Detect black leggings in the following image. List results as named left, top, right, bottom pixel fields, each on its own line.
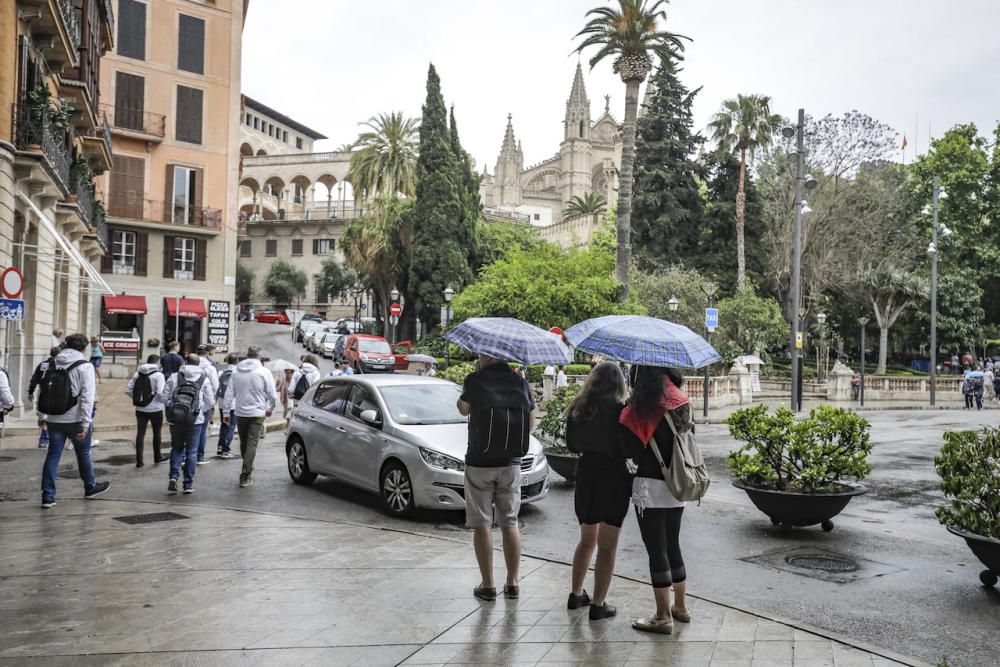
left=135, top=410, right=163, bottom=463
left=635, top=507, right=686, bottom=588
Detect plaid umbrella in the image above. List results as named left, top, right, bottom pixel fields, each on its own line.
left=445, top=318, right=572, bottom=365
left=565, top=315, right=722, bottom=369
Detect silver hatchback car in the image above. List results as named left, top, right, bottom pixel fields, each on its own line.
left=285, top=375, right=550, bottom=516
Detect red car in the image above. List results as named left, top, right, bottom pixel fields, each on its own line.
left=255, top=310, right=290, bottom=325
left=344, top=334, right=395, bottom=373
left=392, top=340, right=413, bottom=371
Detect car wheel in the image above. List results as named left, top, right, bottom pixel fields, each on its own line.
left=380, top=460, right=414, bottom=516
left=287, top=438, right=317, bottom=485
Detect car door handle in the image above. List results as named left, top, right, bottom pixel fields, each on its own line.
left=336, top=426, right=347, bottom=433
left=307, top=415, right=318, bottom=421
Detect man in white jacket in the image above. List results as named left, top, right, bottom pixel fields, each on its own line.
left=222, top=346, right=277, bottom=488
left=38, top=334, right=110, bottom=508
left=124, top=354, right=166, bottom=467
left=161, top=354, right=216, bottom=494
left=195, top=344, right=220, bottom=465
left=289, top=355, right=321, bottom=405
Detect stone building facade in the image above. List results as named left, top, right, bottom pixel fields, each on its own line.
left=0, top=0, right=115, bottom=414
left=480, top=63, right=622, bottom=248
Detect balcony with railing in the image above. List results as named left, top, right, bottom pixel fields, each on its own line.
left=100, top=104, right=166, bottom=141
left=72, top=178, right=95, bottom=228
left=22, top=0, right=81, bottom=69
left=97, top=0, right=115, bottom=46
left=79, top=116, right=113, bottom=173
left=240, top=204, right=364, bottom=229
left=15, top=107, right=72, bottom=193
left=108, top=197, right=222, bottom=231
left=90, top=201, right=108, bottom=251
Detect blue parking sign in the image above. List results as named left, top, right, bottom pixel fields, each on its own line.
left=0, top=298, right=24, bottom=321
left=705, top=308, right=719, bottom=330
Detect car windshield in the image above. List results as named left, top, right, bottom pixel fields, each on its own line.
left=379, top=384, right=468, bottom=425
left=359, top=339, right=391, bottom=354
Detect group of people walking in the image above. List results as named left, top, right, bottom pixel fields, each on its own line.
left=458, top=356, right=693, bottom=634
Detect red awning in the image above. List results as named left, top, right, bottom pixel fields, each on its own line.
left=164, top=297, right=207, bottom=318
left=103, top=294, right=147, bottom=315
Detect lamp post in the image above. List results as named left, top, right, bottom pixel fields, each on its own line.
left=667, top=295, right=679, bottom=313
left=927, top=177, right=950, bottom=406
left=700, top=283, right=719, bottom=418
left=390, top=286, right=400, bottom=345
left=782, top=110, right=817, bottom=413
left=816, top=311, right=827, bottom=383
left=443, top=285, right=454, bottom=368
left=858, top=316, right=869, bottom=406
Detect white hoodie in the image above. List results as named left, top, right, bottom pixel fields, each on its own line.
left=222, top=357, right=278, bottom=418
left=289, top=362, right=321, bottom=401
left=198, top=356, right=220, bottom=405
left=159, top=364, right=216, bottom=425
left=124, top=363, right=166, bottom=413
left=37, top=348, right=96, bottom=426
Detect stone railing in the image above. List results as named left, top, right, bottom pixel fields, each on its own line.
left=243, top=151, right=350, bottom=167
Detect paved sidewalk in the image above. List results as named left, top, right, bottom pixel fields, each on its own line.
left=0, top=499, right=922, bottom=666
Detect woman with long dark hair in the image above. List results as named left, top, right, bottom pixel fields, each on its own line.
left=564, top=362, right=630, bottom=620
left=620, top=365, right=692, bottom=635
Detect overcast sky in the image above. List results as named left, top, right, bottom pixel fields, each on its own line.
left=242, top=0, right=1000, bottom=171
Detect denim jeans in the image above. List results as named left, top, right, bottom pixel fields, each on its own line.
left=169, top=421, right=204, bottom=489
left=197, top=408, right=213, bottom=459
left=217, top=408, right=236, bottom=453
left=41, top=422, right=95, bottom=502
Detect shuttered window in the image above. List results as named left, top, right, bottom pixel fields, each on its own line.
left=265, top=240, right=277, bottom=257
left=312, top=239, right=334, bottom=255
left=291, top=239, right=303, bottom=256
left=114, top=71, right=144, bottom=131
left=239, top=240, right=252, bottom=257
left=194, top=238, right=207, bottom=281
left=117, top=0, right=146, bottom=60
left=162, top=235, right=174, bottom=278
left=176, top=86, right=203, bottom=144
left=109, top=155, right=145, bottom=219
left=177, top=14, right=205, bottom=74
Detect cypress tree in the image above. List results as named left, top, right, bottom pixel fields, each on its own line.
left=408, top=65, right=472, bottom=329
left=449, top=106, right=481, bottom=269
left=630, top=55, right=705, bottom=269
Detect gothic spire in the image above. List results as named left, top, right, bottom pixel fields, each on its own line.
left=567, top=62, right=589, bottom=113
left=501, top=113, right=517, bottom=154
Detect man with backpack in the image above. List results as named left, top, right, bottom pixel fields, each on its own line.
left=26, top=349, right=58, bottom=447
left=289, top=354, right=321, bottom=405
left=125, top=354, right=165, bottom=467
left=160, top=354, right=216, bottom=494
left=221, top=346, right=277, bottom=488
left=37, top=333, right=110, bottom=509
left=215, top=354, right=238, bottom=458
left=456, top=354, right=535, bottom=601
left=194, top=344, right=220, bottom=465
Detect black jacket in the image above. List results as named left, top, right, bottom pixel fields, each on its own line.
left=622, top=417, right=675, bottom=480
left=28, top=358, right=53, bottom=396
left=565, top=400, right=628, bottom=459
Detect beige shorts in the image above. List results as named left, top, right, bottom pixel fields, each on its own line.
left=464, top=464, right=521, bottom=529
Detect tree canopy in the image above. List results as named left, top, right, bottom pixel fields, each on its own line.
left=263, top=260, right=307, bottom=307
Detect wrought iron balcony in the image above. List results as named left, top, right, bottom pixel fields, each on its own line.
left=55, top=0, right=81, bottom=53
left=91, top=202, right=108, bottom=251
left=100, top=104, right=166, bottom=139
left=108, top=197, right=222, bottom=230
left=16, top=108, right=72, bottom=192
left=72, top=178, right=95, bottom=228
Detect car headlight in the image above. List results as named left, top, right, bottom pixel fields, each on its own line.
left=419, top=447, right=465, bottom=472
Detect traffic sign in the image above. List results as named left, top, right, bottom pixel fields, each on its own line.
left=1, top=267, right=24, bottom=299
left=389, top=315, right=399, bottom=326
left=390, top=303, right=402, bottom=317
left=0, top=298, right=25, bottom=320
left=705, top=308, right=719, bottom=332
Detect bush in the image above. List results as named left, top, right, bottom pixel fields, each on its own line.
left=935, top=428, right=1000, bottom=539
left=440, top=362, right=475, bottom=386
left=727, top=405, right=872, bottom=493
left=534, top=384, right=582, bottom=453
left=565, top=364, right=592, bottom=376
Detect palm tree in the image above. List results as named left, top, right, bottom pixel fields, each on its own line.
left=576, top=0, right=688, bottom=299
left=348, top=112, right=419, bottom=200
left=563, top=193, right=607, bottom=224
left=708, top=94, right=782, bottom=289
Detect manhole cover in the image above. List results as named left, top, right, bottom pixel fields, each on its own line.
left=0, top=456, right=15, bottom=462
left=786, top=553, right=859, bottom=573
left=114, top=512, right=189, bottom=525
left=58, top=466, right=110, bottom=479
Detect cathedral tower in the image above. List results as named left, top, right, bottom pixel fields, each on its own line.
left=493, top=114, right=523, bottom=206
left=559, top=63, right=594, bottom=205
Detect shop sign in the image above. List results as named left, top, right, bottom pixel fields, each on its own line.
left=101, top=337, right=141, bottom=352
left=208, top=300, right=231, bottom=351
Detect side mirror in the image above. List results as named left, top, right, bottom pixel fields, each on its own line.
left=359, top=409, right=382, bottom=427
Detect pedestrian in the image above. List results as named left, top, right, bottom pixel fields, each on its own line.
left=161, top=354, right=215, bottom=494
left=543, top=364, right=556, bottom=379
left=985, top=366, right=996, bottom=402
left=619, top=365, right=692, bottom=635
left=290, top=355, right=321, bottom=404
left=125, top=354, right=166, bottom=467
left=37, top=333, right=111, bottom=509
left=161, top=341, right=183, bottom=381
left=456, top=354, right=535, bottom=601
left=962, top=350, right=974, bottom=371
left=950, top=352, right=960, bottom=376
left=277, top=368, right=295, bottom=418
left=962, top=371, right=975, bottom=409
left=565, top=362, right=630, bottom=621
left=51, top=329, right=64, bottom=349
left=0, top=353, right=14, bottom=425
left=194, top=344, right=220, bottom=464
left=972, top=367, right=985, bottom=410
left=556, top=366, right=569, bottom=389
left=326, top=366, right=343, bottom=379
left=216, top=354, right=238, bottom=457
left=88, top=337, right=104, bottom=383
left=340, top=361, right=354, bottom=376
left=426, top=363, right=437, bottom=378
left=221, top=346, right=277, bottom=488
left=851, top=373, right=861, bottom=401
left=28, top=347, right=60, bottom=448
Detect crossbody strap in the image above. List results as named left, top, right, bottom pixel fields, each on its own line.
left=648, top=421, right=671, bottom=480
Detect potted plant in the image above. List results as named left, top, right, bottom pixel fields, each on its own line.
left=534, top=384, right=581, bottom=483
left=727, top=405, right=872, bottom=531
left=935, top=427, right=1000, bottom=587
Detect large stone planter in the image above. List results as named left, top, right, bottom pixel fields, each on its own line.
left=544, top=451, right=579, bottom=484
left=732, top=479, right=867, bottom=532
left=947, top=526, right=1000, bottom=587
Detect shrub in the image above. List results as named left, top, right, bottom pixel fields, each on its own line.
left=727, top=405, right=872, bottom=493
left=534, top=384, right=582, bottom=453
left=934, top=427, right=1000, bottom=539
left=565, top=364, right=592, bottom=376
left=440, top=362, right=475, bottom=386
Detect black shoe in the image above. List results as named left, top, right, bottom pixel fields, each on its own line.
left=473, top=586, right=497, bottom=601
left=136, top=462, right=144, bottom=468
left=85, top=481, right=111, bottom=499
left=589, top=602, right=617, bottom=620
left=567, top=590, right=591, bottom=610
left=502, top=584, right=519, bottom=599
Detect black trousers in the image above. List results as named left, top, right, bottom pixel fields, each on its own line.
left=635, top=507, right=686, bottom=588
left=135, top=410, right=163, bottom=464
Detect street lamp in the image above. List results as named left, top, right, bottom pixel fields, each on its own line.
left=928, top=177, right=948, bottom=406
left=783, top=108, right=817, bottom=413
left=858, top=316, right=869, bottom=407
left=700, top=283, right=719, bottom=418
left=667, top=296, right=679, bottom=312
left=816, top=311, right=827, bottom=383
left=443, top=285, right=455, bottom=368
left=390, top=287, right=400, bottom=344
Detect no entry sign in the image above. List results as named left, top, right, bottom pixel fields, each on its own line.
left=1, top=267, right=24, bottom=299
left=390, top=303, right=402, bottom=317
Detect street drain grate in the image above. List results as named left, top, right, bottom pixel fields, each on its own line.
left=58, top=467, right=109, bottom=479
left=786, top=553, right=859, bottom=573
left=114, top=512, right=190, bottom=525
left=0, top=456, right=16, bottom=462
left=742, top=546, right=904, bottom=584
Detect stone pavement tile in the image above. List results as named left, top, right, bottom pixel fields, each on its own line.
left=717, top=620, right=758, bottom=642
left=751, top=661, right=794, bottom=667
left=445, top=641, right=515, bottom=664
left=794, top=659, right=835, bottom=667
left=709, top=660, right=752, bottom=667
left=400, top=642, right=467, bottom=664
left=711, top=640, right=755, bottom=661
left=349, top=643, right=424, bottom=665
left=246, top=648, right=332, bottom=665
left=540, top=640, right=636, bottom=663
left=500, top=641, right=558, bottom=664
left=832, top=642, right=876, bottom=666
left=794, top=640, right=835, bottom=660
left=517, top=624, right=573, bottom=644
left=755, top=619, right=795, bottom=640
left=753, top=640, right=794, bottom=662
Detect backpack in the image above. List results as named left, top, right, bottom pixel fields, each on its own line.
left=132, top=371, right=157, bottom=407
left=167, top=374, right=206, bottom=425
left=217, top=368, right=233, bottom=400
left=650, top=412, right=711, bottom=502
left=37, top=360, right=87, bottom=416
left=467, top=372, right=533, bottom=460
left=291, top=372, right=310, bottom=400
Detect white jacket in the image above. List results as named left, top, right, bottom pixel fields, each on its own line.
left=0, top=365, right=14, bottom=411
left=198, top=356, right=220, bottom=404
left=38, top=348, right=96, bottom=426
left=289, top=362, right=321, bottom=400
left=159, top=364, right=216, bottom=425
left=222, top=358, right=278, bottom=418
left=125, top=363, right=166, bottom=413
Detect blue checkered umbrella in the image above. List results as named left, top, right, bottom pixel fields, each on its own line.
left=565, top=315, right=722, bottom=369
left=445, top=318, right=572, bottom=365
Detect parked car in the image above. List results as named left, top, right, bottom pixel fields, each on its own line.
left=285, top=375, right=550, bottom=516
left=335, top=318, right=364, bottom=334
left=392, top=340, right=414, bottom=371
left=321, top=333, right=343, bottom=359
left=307, top=326, right=336, bottom=353
left=300, top=322, right=325, bottom=349
left=294, top=314, right=323, bottom=342
left=344, top=334, right=395, bottom=373
left=255, top=310, right=290, bottom=325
